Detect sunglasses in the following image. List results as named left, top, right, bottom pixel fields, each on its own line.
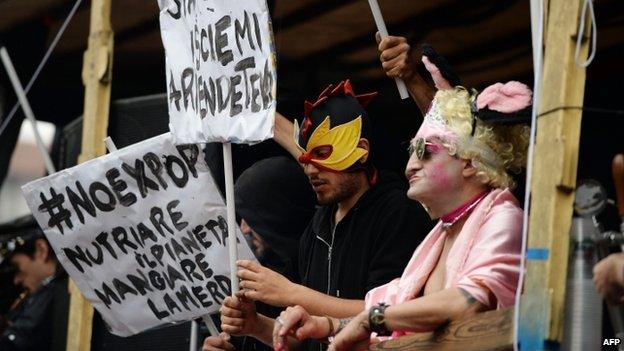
left=407, top=138, right=436, bottom=160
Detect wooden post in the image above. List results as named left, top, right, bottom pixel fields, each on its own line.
left=66, top=0, right=113, bottom=350
left=520, top=0, right=590, bottom=348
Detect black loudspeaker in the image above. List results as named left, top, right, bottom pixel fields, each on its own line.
left=107, top=93, right=170, bottom=149
left=57, top=116, right=82, bottom=170
left=58, top=93, right=170, bottom=169
left=57, top=94, right=193, bottom=351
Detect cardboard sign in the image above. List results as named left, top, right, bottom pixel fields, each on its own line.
left=22, top=133, right=254, bottom=336
left=158, top=0, right=277, bottom=144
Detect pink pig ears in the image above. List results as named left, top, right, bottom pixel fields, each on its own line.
left=476, top=81, right=532, bottom=113
left=422, top=56, right=453, bottom=90
left=420, top=44, right=460, bottom=91
left=469, top=81, right=533, bottom=134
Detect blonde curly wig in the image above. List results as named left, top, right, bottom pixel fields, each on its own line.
left=434, top=87, right=530, bottom=189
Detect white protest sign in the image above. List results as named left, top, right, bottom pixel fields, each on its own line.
left=158, top=0, right=277, bottom=144
left=21, top=133, right=254, bottom=337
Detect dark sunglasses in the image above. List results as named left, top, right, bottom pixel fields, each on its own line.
left=407, top=138, right=435, bottom=160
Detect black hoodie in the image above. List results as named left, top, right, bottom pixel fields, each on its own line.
left=235, top=156, right=317, bottom=284
left=232, top=157, right=317, bottom=351
left=299, top=170, right=432, bottom=301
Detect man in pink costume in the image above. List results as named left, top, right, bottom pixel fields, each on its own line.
left=269, top=61, right=533, bottom=351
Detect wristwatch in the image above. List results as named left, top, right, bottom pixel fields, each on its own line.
left=368, top=302, right=391, bottom=336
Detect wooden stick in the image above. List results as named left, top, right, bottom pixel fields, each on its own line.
left=202, top=315, right=220, bottom=336
left=189, top=320, right=199, bottom=351
left=366, top=0, right=409, bottom=100
left=222, top=143, right=239, bottom=294
left=103, top=136, right=117, bottom=152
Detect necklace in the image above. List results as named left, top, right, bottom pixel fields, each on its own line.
left=441, top=190, right=490, bottom=228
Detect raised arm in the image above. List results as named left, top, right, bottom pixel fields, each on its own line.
left=377, top=35, right=435, bottom=114
left=273, top=112, right=303, bottom=160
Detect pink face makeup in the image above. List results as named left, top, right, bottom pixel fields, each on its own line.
left=429, top=162, right=453, bottom=188
left=424, top=143, right=443, bottom=158
left=406, top=136, right=463, bottom=206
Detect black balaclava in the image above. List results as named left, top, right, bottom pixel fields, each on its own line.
left=234, top=156, right=316, bottom=281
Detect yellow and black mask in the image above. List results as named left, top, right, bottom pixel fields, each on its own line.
left=293, top=80, right=377, bottom=172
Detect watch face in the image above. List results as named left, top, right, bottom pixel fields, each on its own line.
left=371, top=312, right=385, bottom=325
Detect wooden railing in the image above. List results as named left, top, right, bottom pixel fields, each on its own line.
left=370, top=308, right=513, bottom=351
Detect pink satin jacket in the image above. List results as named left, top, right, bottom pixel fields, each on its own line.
left=365, top=188, right=523, bottom=336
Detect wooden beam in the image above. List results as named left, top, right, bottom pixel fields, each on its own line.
left=111, top=0, right=355, bottom=50
left=520, top=0, right=589, bottom=347
left=281, top=0, right=517, bottom=64
left=325, top=28, right=531, bottom=76
left=66, top=0, right=113, bottom=349
left=369, top=308, right=513, bottom=351
left=275, top=0, right=357, bottom=31
left=0, top=0, right=87, bottom=32
left=114, top=17, right=159, bottom=44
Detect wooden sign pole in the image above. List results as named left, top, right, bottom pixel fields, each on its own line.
left=67, top=0, right=113, bottom=349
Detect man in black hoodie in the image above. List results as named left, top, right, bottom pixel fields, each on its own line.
left=206, top=156, right=317, bottom=351
left=235, top=156, right=317, bottom=287
left=206, top=80, right=432, bottom=351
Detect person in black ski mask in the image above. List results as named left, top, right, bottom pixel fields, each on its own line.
left=203, top=156, right=317, bottom=351
left=234, top=156, right=317, bottom=288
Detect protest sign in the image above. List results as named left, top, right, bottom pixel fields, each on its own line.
left=158, top=0, right=277, bottom=144
left=21, top=133, right=254, bottom=337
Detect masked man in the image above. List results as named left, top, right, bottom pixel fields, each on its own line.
left=271, top=73, right=532, bottom=351
left=208, top=80, right=432, bottom=351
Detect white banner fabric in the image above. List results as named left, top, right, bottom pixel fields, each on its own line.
left=22, top=133, right=254, bottom=336
left=158, top=0, right=277, bottom=144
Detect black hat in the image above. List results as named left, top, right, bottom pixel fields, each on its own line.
left=0, top=215, right=45, bottom=263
